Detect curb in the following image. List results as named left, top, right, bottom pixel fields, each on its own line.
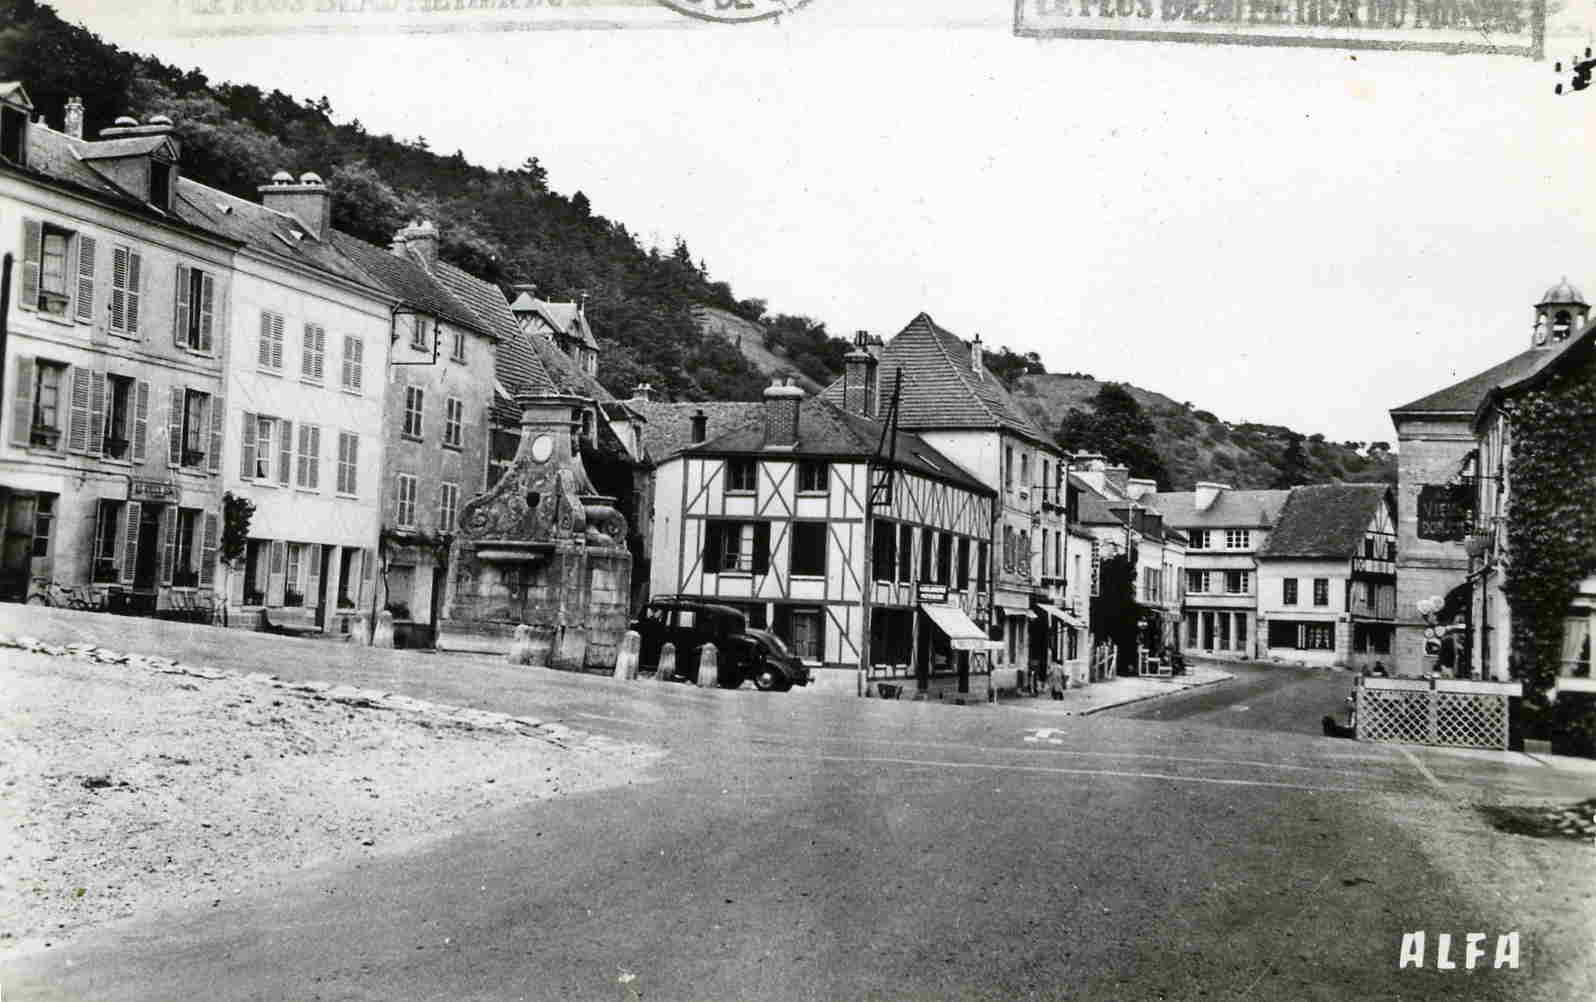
left=1077, top=673, right=1234, bottom=716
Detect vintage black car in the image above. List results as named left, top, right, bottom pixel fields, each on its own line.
left=630, top=597, right=809, bottom=691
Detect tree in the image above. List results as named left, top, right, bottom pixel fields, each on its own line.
left=1055, top=383, right=1170, bottom=488
left=1089, top=552, right=1143, bottom=672
left=1272, top=433, right=1311, bottom=489
left=217, top=492, right=255, bottom=627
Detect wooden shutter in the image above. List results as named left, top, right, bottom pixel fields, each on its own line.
left=92, top=501, right=112, bottom=568
left=197, top=272, right=215, bottom=353
left=120, top=501, right=142, bottom=585
left=131, top=380, right=149, bottom=462
left=278, top=419, right=293, bottom=485
left=302, top=323, right=317, bottom=378
left=74, top=234, right=96, bottom=323
left=340, top=336, right=352, bottom=388
left=167, top=386, right=184, bottom=467
left=174, top=263, right=191, bottom=348
left=753, top=522, right=771, bottom=574
left=258, top=313, right=274, bottom=368
left=361, top=547, right=375, bottom=606
left=10, top=357, right=34, bottom=446
left=305, top=544, right=321, bottom=608
left=240, top=412, right=256, bottom=480
left=312, top=427, right=322, bottom=489
left=207, top=395, right=223, bottom=475
left=268, top=540, right=286, bottom=606
left=87, top=369, right=106, bottom=457
left=345, top=433, right=358, bottom=495
left=67, top=367, right=91, bottom=453
left=160, top=506, right=178, bottom=585
left=200, top=513, right=219, bottom=587
left=297, top=424, right=310, bottom=487
left=349, top=337, right=363, bottom=391
left=109, top=246, right=127, bottom=331
left=313, top=326, right=325, bottom=380
left=19, top=219, right=41, bottom=312
left=701, top=522, right=722, bottom=571
left=270, top=313, right=284, bottom=369
left=125, top=250, right=142, bottom=334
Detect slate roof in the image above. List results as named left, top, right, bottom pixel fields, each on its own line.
left=688, top=396, right=991, bottom=495
left=329, top=232, right=485, bottom=335
left=1477, top=316, right=1596, bottom=426
left=171, top=177, right=377, bottom=288
left=77, top=134, right=172, bottom=160
left=8, top=125, right=229, bottom=240
left=1391, top=348, right=1550, bottom=417
left=1144, top=488, right=1290, bottom=529
left=819, top=312, right=1050, bottom=444
left=1258, top=484, right=1391, bottom=560
left=627, top=400, right=764, bottom=465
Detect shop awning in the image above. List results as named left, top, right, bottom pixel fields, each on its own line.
left=1036, top=603, right=1088, bottom=630
left=920, top=603, right=991, bottom=651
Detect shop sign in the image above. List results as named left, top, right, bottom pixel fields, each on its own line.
left=129, top=478, right=180, bottom=504
left=917, top=584, right=948, bottom=604
left=1417, top=483, right=1474, bottom=542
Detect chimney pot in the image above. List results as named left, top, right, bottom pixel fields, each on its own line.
left=632, top=382, right=654, bottom=403
left=842, top=333, right=879, bottom=419
left=63, top=97, right=84, bottom=140
left=393, top=219, right=440, bottom=270
left=259, top=169, right=333, bottom=239
left=689, top=409, right=708, bottom=445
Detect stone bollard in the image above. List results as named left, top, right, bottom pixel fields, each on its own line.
left=613, top=630, right=641, bottom=681
left=507, top=624, right=535, bottom=666
left=372, top=610, right=396, bottom=649
left=697, top=642, right=720, bottom=689
left=657, top=642, right=676, bottom=682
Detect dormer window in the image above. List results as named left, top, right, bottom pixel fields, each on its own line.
left=0, top=104, right=26, bottom=165
left=149, top=160, right=173, bottom=210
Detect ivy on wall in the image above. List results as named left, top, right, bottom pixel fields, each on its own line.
left=1500, top=346, right=1596, bottom=747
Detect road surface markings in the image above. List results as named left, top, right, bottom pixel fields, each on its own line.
left=765, top=753, right=1371, bottom=794
left=1023, top=728, right=1066, bottom=745
left=1399, top=746, right=1452, bottom=797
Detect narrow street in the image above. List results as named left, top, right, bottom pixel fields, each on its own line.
left=4, top=610, right=1594, bottom=1002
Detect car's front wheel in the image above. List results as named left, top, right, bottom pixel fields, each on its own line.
left=753, top=664, right=789, bottom=692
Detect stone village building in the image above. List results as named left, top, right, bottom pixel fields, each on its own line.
left=1, top=87, right=237, bottom=613
left=1255, top=483, right=1397, bottom=670
left=1470, top=300, right=1596, bottom=695
left=1145, top=484, right=1290, bottom=660
left=648, top=362, right=997, bottom=697
left=1389, top=280, right=1590, bottom=675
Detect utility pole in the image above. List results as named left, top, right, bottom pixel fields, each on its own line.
left=859, top=368, right=902, bottom=698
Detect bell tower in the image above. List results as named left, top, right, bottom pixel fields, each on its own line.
left=1532, top=278, right=1588, bottom=349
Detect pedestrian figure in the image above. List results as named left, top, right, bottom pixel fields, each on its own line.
left=1047, top=661, right=1066, bottom=699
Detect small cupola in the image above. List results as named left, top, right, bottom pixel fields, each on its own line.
left=0, top=82, right=35, bottom=167
left=1533, top=277, right=1589, bottom=348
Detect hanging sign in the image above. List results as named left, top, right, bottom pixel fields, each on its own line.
left=1417, top=483, right=1474, bottom=542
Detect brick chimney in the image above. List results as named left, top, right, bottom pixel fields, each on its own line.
left=1103, top=465, right=1130, bottom=495
left=1126, top=477, right=1158, bottom=500
left=763, top=380, right=804, bottom=448
left=841, top=330, right=878, bottom=418
left=63, top=97, right=83, bottom=140
left=1194, top=481, right=1229, bottom=511
left=393, top=219, right=440, bottom=270
left=259, top=171, right=332, bottom=239
left=689, top=409, right=708, bottom=445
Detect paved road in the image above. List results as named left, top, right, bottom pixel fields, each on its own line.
left=5, top=611, right=1594, bottom=1002
left=1105, top=659, right=1352, bottom=735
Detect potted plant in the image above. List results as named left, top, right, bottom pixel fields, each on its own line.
left=104, top=436, right=130, bottom=460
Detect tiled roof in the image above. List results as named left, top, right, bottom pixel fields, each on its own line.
left=329, top=232, right=485, bottom=334
left=1482, top=316, right=1596, bottom=417
left=690, top=396, right=990, bottom=494
left=627, top=400, right=763, bottom=464
left=1259, top=484, right=1390, bottom=560
left=171, top=177, right=376, bottom=288
left=1144, top=489, right=1290, bottom=529
left=1076, top=494, right=1127, bottom=527
left=819, top=312, right=1050, bottom=443
left=1391, top=348, right=1549, bottom=416
left=12, top=126, right=223, bottom=237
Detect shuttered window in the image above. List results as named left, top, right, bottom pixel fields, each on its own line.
left=174, top=265, right=215, bottom=352
left=74, top=234, right=96, bottom=323
left=109, top=245, right=141, bottom=335
left=258, top=311, right=285, bottom=371
left=443, top=397, right=464, bottom=449
left=301, top=323, right=326, bottom=382
left=395, top=474, right=418, bottom=528
left=341, top=336, right=363, bottom=392
left=440, top=482, right=460, bottom=532
left=337, top=432, right=359, bottom=496
left=296, top=424, right=321, bottom=490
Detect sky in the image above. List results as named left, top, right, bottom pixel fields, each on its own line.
left=45, top=0, right=1596, bottom=444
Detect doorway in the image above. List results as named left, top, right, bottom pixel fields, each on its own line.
left=0, top=493, right=38, bottom=602
left=315, top=546, right=333, bottom=629
left=134, top=505, right=161, bottom=591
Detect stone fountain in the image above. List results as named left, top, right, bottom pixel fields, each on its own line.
left=438, top=392, right=631, bottom=670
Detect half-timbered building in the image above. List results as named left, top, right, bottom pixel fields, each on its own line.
left=650, top=377, right=996, bottom=698
left=1256, top=483, right=1397, bottom=669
